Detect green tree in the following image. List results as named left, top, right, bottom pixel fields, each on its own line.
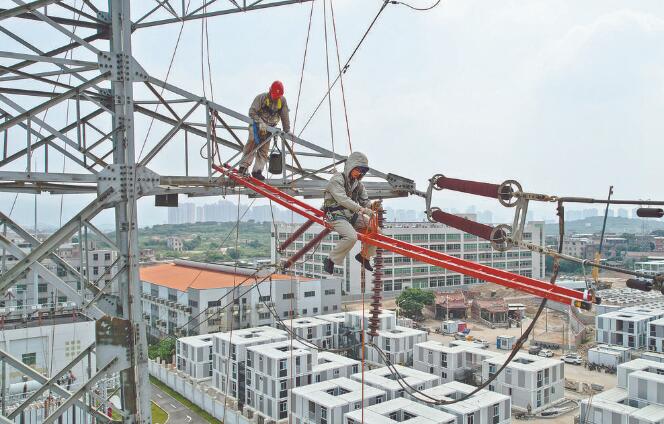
left=148, top=338, right=176, bottom=362
left=396, top=288, right=435, bottom=320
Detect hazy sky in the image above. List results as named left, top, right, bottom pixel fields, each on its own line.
left=1, top=0, right=663, bottom=229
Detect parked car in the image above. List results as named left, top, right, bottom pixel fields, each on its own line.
left=473, top=338, right=489, bottom=348
left=454, top=332, right=467, bottom=340
left=561, top=353, right=583, bottom=365
left=528, top=345, right=542, bottom=355
left=538, top=349, right=554, bottom=358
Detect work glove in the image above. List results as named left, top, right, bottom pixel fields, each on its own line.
left=259, top=122, right=268, bottom=135
left=359, top=207, right=374, bottom=217
left=372, top=199, right=383, bottom=210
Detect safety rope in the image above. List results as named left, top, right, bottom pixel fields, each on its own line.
left=292, top=0, right=315, bottom=134
left=298, top=0, right=391, bottom=137
left=322, top=0, right=337, bottom=170
left=329, top=0, right=352, bottom=153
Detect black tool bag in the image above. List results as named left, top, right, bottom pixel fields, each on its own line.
left=268, top=143, right=283, bottom=175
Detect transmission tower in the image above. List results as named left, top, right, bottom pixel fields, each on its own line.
left=0, top=1, right=417, bottom=422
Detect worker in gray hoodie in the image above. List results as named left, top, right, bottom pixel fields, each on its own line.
left=322, top=151, right=382, bottom=274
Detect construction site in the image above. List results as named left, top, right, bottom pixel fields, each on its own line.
left=1, top=1, right=663, bottom=423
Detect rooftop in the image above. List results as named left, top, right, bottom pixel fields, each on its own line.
left=247, top=339, right=311, bottom=359
left=345, top=397, right=455, bottom=424
left=485, top=352, right=560, bottom=370
left=214, top=326, right=287, bottom=345
left=140, top=262, right=308, bottom=291
left=282, top=317, right=328, bottom=329
left=415, top=382, right=510, bottom=414
left=292, top=377, right=384, bottom=408
left=179, top=334, right=213, bottom=347
left=313, top=351, right=359, bottom=373
left=354, top=365, right=439, bottom=391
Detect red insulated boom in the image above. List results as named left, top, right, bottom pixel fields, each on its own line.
left=212, top=164, right=594, bottom=309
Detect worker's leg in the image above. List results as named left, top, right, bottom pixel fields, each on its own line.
left=251, top=135, right=271, bottom=173
left=238, top=127, right=257, bottom=170
left=354, top=214, right=379, bottom=258
left=328, top=219, right=358, bottom=265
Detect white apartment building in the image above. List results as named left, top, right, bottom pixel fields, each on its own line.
left=176, top=334, right=213, bottom=381
left=636, top=260, right=664, bottom=277
left=140, top=260, right=341, bottom=337
left=244, top=340, right=314, bottom=422
left=281, top=317, right=337, bottom=350
left=482, top=353, right=564, bottom=413
left=414, top=340, right=499, bottom=383
left=596, top=307, right=664, bottom=349
left=314, top=352, right=360, bottom=382
left=369, top=326, right=428, bottom=366
left=345, top=397, right=456, bottom=424
left=212, top=326, right=288, bottom=407
left=345, top=310, right=397, bottom=332
left=291, top=377, right=386, bottom=424
left=649, top=318, right=664, bottom=352
left=0, top=317, right=95, bottom=387
left=351, top=365, right=440, bottom=401
left=272, top=219, right=545, bottom=297
left=317, top=313, right=348, bottom=349
left=0, top=239, right=117, bottom=311
left=580, top=359, right=664, bottom=423
left=414, top=381, right=511, bottom=424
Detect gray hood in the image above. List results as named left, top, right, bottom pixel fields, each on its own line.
left=343, top=151, right=369, bottom=179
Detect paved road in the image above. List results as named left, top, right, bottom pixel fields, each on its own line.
left=151, top=383, right=208, bottom=424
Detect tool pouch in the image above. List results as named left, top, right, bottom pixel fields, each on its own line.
left=268, top=143, right=283, bottom=175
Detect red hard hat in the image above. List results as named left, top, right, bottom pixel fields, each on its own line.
left=269, top=81, right=284, bottom=100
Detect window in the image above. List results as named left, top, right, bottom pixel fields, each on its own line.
left=208, top=300, right=221, bottom=308
left=22, top=353, right=37, bottom=366
left=385, top=339, right=391, bottom=352
left=302, top=309, right=308, bottom=315
left=188, top=300, right=198, bottom=308
left=304, top=291, right=315, bottom=298
left=441, top=353, right=448, bottom=368
left=92, top=253, right=98, bottom=261
left=467, top=413, right=474, bottom=424
left=104, top=253, right=111, bottom=261
left=258, top=312, right=270, bottom=320
left=283, top=293, right=294, bottom=300
left=492, top=404, right=500, bottom=424
left=536, top=391, right=542, bottom=407
left=324, top=289, right=335, bottom=295
left=279, top=400, right=288, bottom=419
left=38, top=283, right=48, bottom=293
left=259, top=295, right=271, bottom=302
left=313, top=307, right=319, bottom=314
left=93, top=266, right=99, bottom=276
left=321, top=406, right=328, bottom=424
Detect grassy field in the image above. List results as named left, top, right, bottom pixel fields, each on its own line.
left=137, top=221, right=273, bottom=262
left=152, top=402, right=169, bottom=424
left=150, top=376, right=218, bottom=424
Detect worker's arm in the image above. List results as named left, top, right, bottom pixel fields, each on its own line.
left=327, top=175, right=362, bottom=213
left=280, top=97, right=291, bottom=133
left=357, top=183, right=372, bottom=208
left=248, top=94, right=266, bottom=125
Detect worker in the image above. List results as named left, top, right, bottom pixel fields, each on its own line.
left=237, top=81, right=291, bottom=180
left=322, top=151, right=382, bottom=274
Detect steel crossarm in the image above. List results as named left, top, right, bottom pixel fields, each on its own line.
left=213, top=164, right=593, bottom=309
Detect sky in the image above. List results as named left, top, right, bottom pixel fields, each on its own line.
left=1, top=0, right=664, bottom=230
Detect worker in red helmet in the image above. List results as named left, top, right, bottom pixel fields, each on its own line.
left=238, top=81, right=291, bottom=180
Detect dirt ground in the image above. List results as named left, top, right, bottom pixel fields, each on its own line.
left=345, top=277, right=630, bottom=423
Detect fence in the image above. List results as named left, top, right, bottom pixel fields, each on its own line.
left=149, top=359, right=254, bottom=423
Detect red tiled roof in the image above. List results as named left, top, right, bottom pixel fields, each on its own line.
left=140, top=263, right=309, bottom=291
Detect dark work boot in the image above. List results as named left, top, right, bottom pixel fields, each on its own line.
left=355, top=253, right=373, bottom=272
left=323, top=258, right=335, bottom=274
left=251, top=170, right=265, bottom=181
left=238, top=166, right=248, bottom=176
